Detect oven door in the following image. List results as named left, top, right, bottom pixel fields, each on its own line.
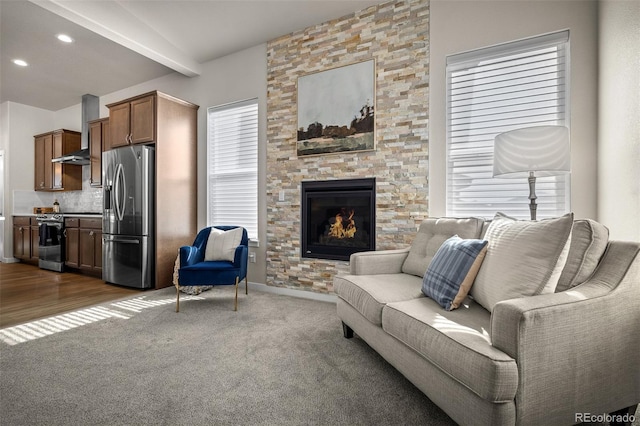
left=38, top=222, right=64, bottom=272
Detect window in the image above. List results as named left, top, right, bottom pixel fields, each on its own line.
left=208, top=99, right=258, bottom=239
left=446, top=31, right=570, bottom=219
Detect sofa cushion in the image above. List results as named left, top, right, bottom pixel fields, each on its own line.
left=556, top=219, right=609, bottom=292
left=333, top=273, right=423, bottom=326
left=421, top=236, right=488, bottom=310
left=402, top=217, right=485, bottom=278
left=382, top=297, right=518, bottom=402
left=204, top=227, right=243, bottom=262
left=471, top=212, right=573, bottom=312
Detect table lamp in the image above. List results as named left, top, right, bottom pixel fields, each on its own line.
left=493, top=125, right=570, bottom=220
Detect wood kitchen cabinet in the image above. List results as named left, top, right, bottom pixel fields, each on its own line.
left=80, top=223, right=102, bottom=272
left=13, top=216, right=38, bottom=263
left=30, top=220, right=40, bottom=262
left=34, top=129, right=82, bottom=191
left=65, top=217, right=102, bottom=274
left=89, top=118, right=109, bottom=187
left=34, top=134, right=53, bottom=191
left=108, top=94, right=155, bottom=148
left=65, top=218, right=79, bottom=268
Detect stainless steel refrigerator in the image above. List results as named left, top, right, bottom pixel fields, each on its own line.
left=102, top=145, right=155, bottom=289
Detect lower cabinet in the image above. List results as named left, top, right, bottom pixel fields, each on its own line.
left=13, top=216, right=38, bottom=262
left=65, top=217, right=102, bottom=274
left=30, top=222, right=40, bottom=262
left=65, top=222, right=79, bottom=268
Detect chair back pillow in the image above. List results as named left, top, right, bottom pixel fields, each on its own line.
left=402, top=217, right=485, bottom=278
left=555, top=219, right=609, bottom=292
left=471, top=212, right=573, bottom=312
left=204, top=227, right=243, bottom=262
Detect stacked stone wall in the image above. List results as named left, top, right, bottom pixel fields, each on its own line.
left=266, top=0, right=430, bottom=292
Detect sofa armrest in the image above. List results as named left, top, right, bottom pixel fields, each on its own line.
left=490, top=241, right=640, bottom=423
left=349, top=248, right=410, bottom=275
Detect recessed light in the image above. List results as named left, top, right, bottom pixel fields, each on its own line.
left=57, top=34, right=74, bottom=43
left=12, top=59, right=28, bottom=67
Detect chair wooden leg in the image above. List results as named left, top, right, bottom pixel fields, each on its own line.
left=234, top=276, right=239, bottom=311
left=245, top=276, right=248, bottom=295
left=176, top=285, right=180, bottom=313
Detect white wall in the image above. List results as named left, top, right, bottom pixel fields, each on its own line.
left=54, top=104, right=82, bottom=131
left=0, top=102, right=55, bottom=260
left=597, top=0, right=640, bottom=242
left=429, top=0, right=599, bottom=220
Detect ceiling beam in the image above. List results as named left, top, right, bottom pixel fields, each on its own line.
left=29, top=0, right=202, bottom=77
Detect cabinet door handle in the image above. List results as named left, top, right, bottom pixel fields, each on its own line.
left=89, top=231, right=94, bottom=237
left=63, top=229, right=67, bottom=237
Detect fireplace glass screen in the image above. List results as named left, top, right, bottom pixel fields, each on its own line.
left=301, top=178, right=375, bottom=261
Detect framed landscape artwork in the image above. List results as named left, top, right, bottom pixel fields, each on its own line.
left=297, top=59, right=375, bottom=157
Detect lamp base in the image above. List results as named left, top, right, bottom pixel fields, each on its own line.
left=528, top=172, right=537, bottom=221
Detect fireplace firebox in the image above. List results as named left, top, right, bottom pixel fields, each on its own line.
left=301, top=178, right=375, bottom=261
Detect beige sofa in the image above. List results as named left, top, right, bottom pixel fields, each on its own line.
left=334, top=216, right=640, bottom=425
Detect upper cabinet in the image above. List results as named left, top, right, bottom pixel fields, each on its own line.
left=34, top=129, right=82, bottom=192
left=107, top=94, right=155, bottom=148
left=89, top=118, right=110, bottom=187
left=34, top=133, right=53, bottom=190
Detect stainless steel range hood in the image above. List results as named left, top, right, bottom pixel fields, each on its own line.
left=51, top=147, right=90, bottom=165
left=51, top=94, right=99, bottom=165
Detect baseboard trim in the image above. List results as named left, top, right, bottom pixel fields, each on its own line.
left=247, top=281, right=337, bottom=304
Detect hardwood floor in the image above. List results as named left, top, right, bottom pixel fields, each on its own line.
left=0, top=262, right=143, bottom=328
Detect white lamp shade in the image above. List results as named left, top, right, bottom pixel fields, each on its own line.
left=493, top=125, right=571, bottom=178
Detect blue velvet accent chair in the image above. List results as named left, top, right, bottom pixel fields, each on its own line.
left=177, top=226, right=249, bottom=312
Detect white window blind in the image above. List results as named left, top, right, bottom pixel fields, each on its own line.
left=446, top=31, right=570, bottom=220
left=208, top=99, right=258, bottom=239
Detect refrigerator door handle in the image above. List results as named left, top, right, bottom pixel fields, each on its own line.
left=114, top=163, right=127, bottom=222
left=103, top=236, right=140, bottom=244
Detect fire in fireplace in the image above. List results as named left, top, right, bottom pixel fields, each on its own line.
left=301, top=178, right=375, bottom=261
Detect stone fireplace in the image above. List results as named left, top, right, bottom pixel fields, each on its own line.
left=301, top=178, right=375, bottom=261
left=266, top=0, right=429, bottom=292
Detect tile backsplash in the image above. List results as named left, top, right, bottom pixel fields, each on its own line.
left=13, top=168, right=102, bottom=214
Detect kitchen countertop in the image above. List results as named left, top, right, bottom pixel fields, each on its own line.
left=13, top=213, right=102, bottom=217
left=62, top=213, right=102, bottom=217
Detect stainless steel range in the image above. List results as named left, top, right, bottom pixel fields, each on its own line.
left=36, top=213, right=65, bottom=272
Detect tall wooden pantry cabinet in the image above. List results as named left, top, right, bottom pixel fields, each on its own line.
left=106, top=91, right=198, bottom=289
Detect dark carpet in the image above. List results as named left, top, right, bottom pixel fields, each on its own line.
left=0, top=286, right=455, bottom=426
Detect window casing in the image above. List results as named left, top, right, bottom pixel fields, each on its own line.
left=446, top=31, right=570, bottom=220
left=207, top=99, right=258, bottom=239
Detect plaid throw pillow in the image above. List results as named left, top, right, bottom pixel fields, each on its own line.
left=422, top=235, right=488, bottom=311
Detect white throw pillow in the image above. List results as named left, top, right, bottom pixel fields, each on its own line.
left=204, top=227, right=243, bottom=262
left=555, top=219, right=609, bottom=292
left=471, top=212, right=574, bottom=312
